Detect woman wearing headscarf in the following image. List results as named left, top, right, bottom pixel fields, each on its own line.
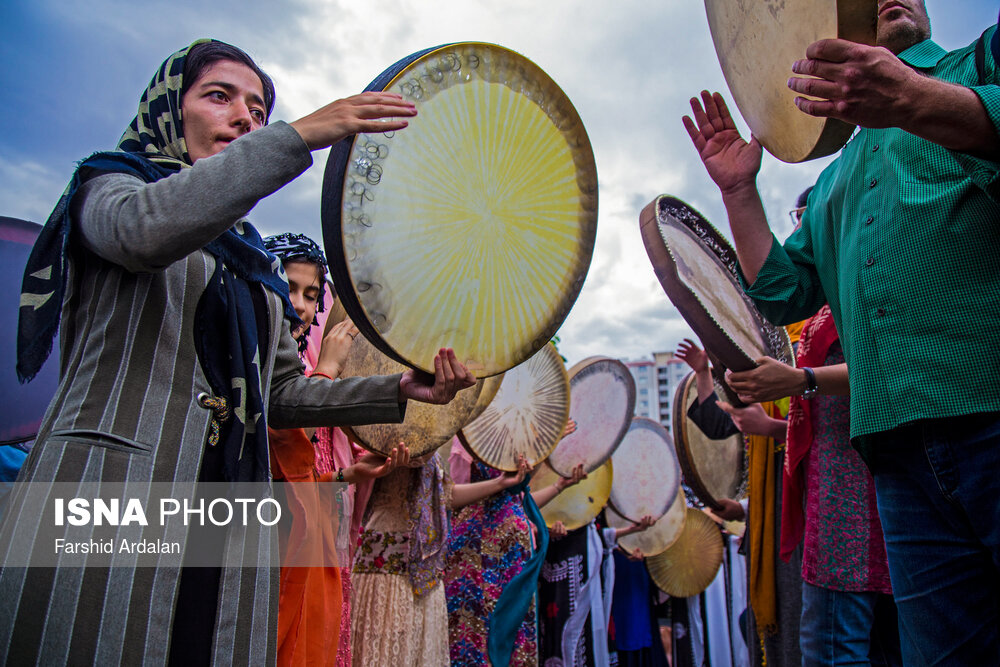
left=444, top=429, right=584, bottom=667
left=0, top=40, right=474, bottom=665
left=263, top=232, right=411, bottom=667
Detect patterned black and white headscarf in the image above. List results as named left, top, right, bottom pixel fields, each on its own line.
left=264, top=232, right=330, bottom=353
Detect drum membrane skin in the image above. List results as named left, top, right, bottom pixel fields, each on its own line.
left=322, top=43, right=598, bottom=379
left=459, top=343, right=569, bottom=472
left=704, top=0, right=876, bottom=162
left=672, top=371, right=747, bottom=512
left=640, top=195, right=793, bottom=406
left=547, top=357, right=635, bottom=476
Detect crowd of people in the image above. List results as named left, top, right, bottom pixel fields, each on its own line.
left=1, top=0, right=998, bottom=664
left=678, top=1, right=1000, bottom=664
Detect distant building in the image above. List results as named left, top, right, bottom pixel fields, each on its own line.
left=654, top=352, right=690, bottom=433
left=625, top=359, right=657, bottom=421
left=624, top=352, right=690, bottom=433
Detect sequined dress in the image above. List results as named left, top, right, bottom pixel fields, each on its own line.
left=445, top=459, right=538, bottom=666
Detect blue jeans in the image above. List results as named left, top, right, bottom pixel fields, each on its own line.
left=800, top=582, right=901, bottom=667
left=866, top=412, right=1000, bottom=666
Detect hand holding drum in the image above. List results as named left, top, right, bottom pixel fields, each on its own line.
left=398, top=348, right=476, bottom=405
left=702, top=0, right=876, bottom=162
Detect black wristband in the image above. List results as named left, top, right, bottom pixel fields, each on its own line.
left=802, top=367, right=818, bottom=399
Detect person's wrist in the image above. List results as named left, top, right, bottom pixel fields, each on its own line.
left=801, top=367, right=818, bottom=399
left=893, top=65, right=925, bottom=127
left=288, top=119, right=309, bottom=147
left=719, top=178, right=759, bottom=200
left=314, top=362, right=342, bottom=380
left=796, top=368, right=809, bottom=394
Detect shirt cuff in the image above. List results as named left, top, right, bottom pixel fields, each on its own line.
left=738, top=235, right=825, bottom=326
left=738, top=235, right=800, bottom=303
left=737, top=235, right=785, bottom=292
left=953, top=84, right=1000, bottom=199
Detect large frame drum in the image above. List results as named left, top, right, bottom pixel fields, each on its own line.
left=459, top=343, right=569, bottom=472
left=322, top=43, right=598, bottom=378
left=704, top=0, right=876, bottom=162
left=646, top=508, right=724, bottom=598
left=547, top=356, right=635, bottom=476
left=608, top=418, right=681, bottom=523
left=640, top=196, right=793, bottom=404
left=672, top=371, right=747, bottom=511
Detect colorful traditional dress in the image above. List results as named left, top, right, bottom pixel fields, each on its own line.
left=540, top=524, right=594, bottom=666
left=351, top=455, right=451, bottom=666
left=783, top=307, right=892, bottom=594
left=445, top=445, right=537, bottom=666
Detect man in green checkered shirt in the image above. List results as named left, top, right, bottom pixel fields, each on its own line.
left=684, top=1, right=1000, bottom=664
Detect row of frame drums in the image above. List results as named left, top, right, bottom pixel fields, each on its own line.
left=525, top=357, right=729, bottom=599
left=317, top=43, right=736, bottom=598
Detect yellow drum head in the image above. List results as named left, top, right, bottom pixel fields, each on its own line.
left=531, top=460, right=612, bottom=531
left=646, top=507, right=724, bottom=598
left=323, top=43, right=598, bottom=378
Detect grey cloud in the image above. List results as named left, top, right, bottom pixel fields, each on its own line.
left=4, top=0, right=992, bottom=370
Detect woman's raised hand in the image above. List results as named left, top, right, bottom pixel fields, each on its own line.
left=555, top=463, right=587, bottom=491
left=290, top=92, right=417, bottom=151
left=675, top=338, right=709, bottom=374
left=497, top=453, right=531, bottom=489
left=313, top=319, right=360, bottom=379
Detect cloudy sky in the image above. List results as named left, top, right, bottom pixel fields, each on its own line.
left=1, top=0, right=994, bottom=367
